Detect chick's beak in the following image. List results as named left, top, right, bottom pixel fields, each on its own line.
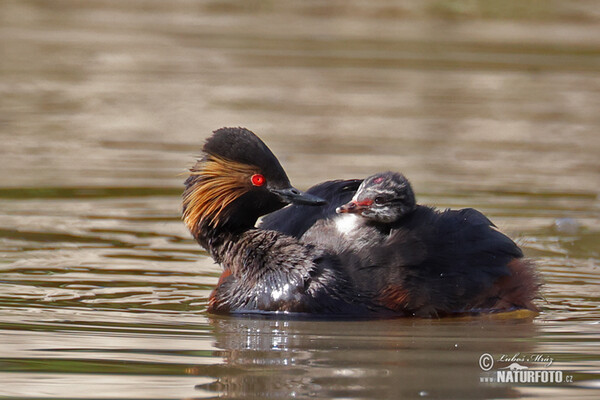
left=271, top=187, right=327, bottom=206
left=336, top=200, right=371, bottom=214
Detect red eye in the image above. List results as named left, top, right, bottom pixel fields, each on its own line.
left=251, top=174, right=266, bottom=187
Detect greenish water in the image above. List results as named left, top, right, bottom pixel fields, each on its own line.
left=1, top=1, right=599, bottom=399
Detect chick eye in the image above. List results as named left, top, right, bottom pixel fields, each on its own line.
left=374, top=196, right=385, bottom=205
left=251, top=174, right=266, bottom=187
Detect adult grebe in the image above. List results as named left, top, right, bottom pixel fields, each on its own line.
left=184, top=127, right=377, bottom=315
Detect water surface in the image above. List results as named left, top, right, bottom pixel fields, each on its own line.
left=1, top=1, right=599, bottom=399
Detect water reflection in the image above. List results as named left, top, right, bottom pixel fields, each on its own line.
left=198, top=316, right=539, bottom=399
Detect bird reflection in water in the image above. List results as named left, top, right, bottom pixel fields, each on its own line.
left=193, top=315, right=538, bottom=399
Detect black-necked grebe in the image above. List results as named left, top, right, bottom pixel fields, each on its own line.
left=184, top=129, right=539, bottom=317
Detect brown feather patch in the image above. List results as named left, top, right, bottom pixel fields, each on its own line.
left=183, top=155, right=258, bottom=233
left=378, top=284, right=411, bottom=311
left=470, top=258, right=541, bottom=312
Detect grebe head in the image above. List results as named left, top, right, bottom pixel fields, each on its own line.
left=336, top=171, right=416, bottom=223
left=183, top=127, right=325, bottom=236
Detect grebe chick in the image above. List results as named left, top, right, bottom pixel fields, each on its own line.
left=299, top=172, right=416, bottom=254
left=337, top=172, right=416, bottom=224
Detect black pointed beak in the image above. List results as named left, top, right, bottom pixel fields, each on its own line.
left=271, top=187, right=327, bottom=206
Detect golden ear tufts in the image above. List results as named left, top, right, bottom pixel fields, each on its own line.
left=183, top=155, right=258, bottom=232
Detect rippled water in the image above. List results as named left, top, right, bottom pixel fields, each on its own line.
left=1, top=1, right=599, bottom=399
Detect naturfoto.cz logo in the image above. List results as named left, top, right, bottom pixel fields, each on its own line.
left=479, top=353, right=574, bottom=384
